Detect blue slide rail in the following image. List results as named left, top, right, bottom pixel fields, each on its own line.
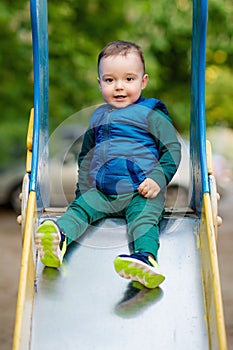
left=190, top=0, right=209, bottom=213
left=29, top=0, right=49, bottom=208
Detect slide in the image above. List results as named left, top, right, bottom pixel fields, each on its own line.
left=30, top=212, right=208, bottom=349
left=12, top=0, right=227, bottom=349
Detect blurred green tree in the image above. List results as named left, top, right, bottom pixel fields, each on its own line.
left=0, top=0, right=232, bottom=166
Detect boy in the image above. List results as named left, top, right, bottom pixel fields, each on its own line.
left=35, top=40, right=181, bottom=289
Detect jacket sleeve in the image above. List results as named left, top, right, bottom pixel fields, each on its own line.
left=75, top=126, right=95, bottom=197
left=147, top=110, right=181, bottom=190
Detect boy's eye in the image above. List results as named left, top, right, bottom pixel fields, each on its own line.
left=126, top=77, right=134, bottom=81
left=104, top=78, right=113, bottom=83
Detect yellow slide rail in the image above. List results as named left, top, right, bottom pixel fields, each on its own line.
left=13, top=109, right=37, bottom=350
left=200, top=193, right=227, bottom=350
left=13, top=192, right=37, bottom=350
left=199, top=140, right=227, bottom=350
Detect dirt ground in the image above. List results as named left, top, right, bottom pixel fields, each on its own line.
left=0, top=208, right=21, bottom=350
left=217, top=185, right=233, bottom=349
left=0, top=186, right=232, bottom=350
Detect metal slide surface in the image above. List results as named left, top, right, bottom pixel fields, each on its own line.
left=30, top=216, right=208, bottom=350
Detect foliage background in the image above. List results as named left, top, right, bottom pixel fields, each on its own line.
left=0, top=0, right=232, bottom=167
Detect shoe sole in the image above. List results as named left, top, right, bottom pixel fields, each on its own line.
left=114, top=256, right=165, bottom=289
left=35, top=221, right=62, bottom=268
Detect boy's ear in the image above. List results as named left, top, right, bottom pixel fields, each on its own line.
left=141, top=74, right=149, bottom=90
left=97, top=77, right=101, bottom=89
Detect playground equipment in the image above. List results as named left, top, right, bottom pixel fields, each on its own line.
left=13, top=0, right=227, bottom=349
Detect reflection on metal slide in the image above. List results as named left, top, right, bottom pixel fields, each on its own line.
left=30, top=216, right=207, bottom=350
left=13, top=0, right=228, bottom=349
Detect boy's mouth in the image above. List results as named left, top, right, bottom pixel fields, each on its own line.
left=114, top=95, right=127, bottom=100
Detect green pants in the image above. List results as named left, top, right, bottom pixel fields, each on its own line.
left=57, top=188, right=165, bottom=259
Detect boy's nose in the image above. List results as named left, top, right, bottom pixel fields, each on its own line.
left=115, top=80, right=123, bottom=90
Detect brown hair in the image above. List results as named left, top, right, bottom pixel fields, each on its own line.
left=98, top=40, right=146, bottom=75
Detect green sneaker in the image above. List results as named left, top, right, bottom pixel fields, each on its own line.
left=113, top=252, right=165, bottom=289
left=35, top=220, right=67, bottom=268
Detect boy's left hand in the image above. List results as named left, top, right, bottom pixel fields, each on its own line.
left=138, top=178, right=161, bottom=199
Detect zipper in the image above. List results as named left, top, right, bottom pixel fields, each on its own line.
left=98, top=109, right=113, bottom=191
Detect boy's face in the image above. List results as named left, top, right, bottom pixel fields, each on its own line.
left=98, top=52, right=148, bottom=108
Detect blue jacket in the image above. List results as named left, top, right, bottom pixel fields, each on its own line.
left=77, top=97, right=181, bottom=196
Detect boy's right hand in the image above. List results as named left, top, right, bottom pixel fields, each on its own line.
left=137, top=178, right=161, bottom=199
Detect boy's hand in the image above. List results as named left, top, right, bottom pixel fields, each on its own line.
left=138, top=178, right=161, bottom=199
